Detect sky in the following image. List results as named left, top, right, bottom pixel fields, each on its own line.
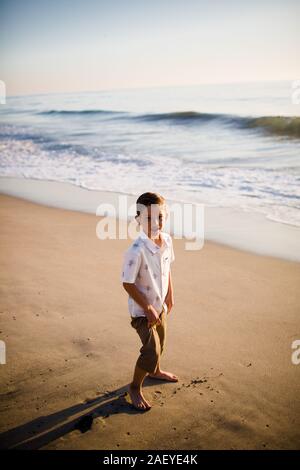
left=0, top=0, right=299, bottom=96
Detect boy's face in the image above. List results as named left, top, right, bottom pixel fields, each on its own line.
left=139, top=204, right=166, bottom=239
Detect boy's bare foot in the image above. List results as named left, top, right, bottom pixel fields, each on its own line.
left=128, top=384, right=151, bottom=411
left=140, top=390, right=152, bottom=409
left=148, top=370, right=179, bottom=382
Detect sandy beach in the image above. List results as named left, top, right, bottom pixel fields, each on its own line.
left=0, top=192, right=299, bottom=450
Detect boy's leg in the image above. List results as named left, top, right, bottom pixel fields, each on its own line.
left=129, top=316, right=161, bottom=410
left=156, top=308, right=167, bottom=356
left=131, top=316, right=161, bottom=374
left=149, top=309, right=179, bottom=382
left=129, top=364, right=150, bottom=411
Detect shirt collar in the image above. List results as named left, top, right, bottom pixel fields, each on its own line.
left=139, top=229, right=168, bottom=254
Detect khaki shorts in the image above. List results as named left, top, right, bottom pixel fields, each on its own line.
left=130, top=308, right=167, bottom=373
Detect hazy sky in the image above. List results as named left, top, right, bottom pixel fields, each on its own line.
left=1, top=0, right=299, bottom=96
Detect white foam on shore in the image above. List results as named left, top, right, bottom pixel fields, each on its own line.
left=0, top=176, right=299, bottom=262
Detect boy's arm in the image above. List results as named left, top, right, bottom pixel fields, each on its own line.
left=122, top=282, right=150, bottom=312
left=122, top=283, right=161, bottom=325
left=164, top=270, right=174, bottom=313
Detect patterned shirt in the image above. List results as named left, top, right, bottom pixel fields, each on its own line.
left=121, top=229, right=175, bottom=318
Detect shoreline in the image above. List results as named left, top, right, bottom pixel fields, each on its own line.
left=0, top=176, right=300, bottom=262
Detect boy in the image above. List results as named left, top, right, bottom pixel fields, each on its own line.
left=121, top=192, right=178, bottom=412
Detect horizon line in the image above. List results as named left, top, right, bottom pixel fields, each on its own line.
left=4, top=78, right=295, bottom=99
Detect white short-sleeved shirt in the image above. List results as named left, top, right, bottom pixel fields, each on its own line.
left=121, top=229, right=175, bottom=318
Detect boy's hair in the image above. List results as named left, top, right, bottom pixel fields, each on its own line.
left=135, top=192, right=165, bottom=220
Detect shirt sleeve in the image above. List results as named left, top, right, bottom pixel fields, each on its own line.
left=121, top=248, right=142, bottom=283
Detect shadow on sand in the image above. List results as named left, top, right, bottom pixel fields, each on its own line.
left=0, top=378, right=164, bottom=450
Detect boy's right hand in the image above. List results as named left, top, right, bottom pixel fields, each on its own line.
left=145, top=304, right=161, bottom=328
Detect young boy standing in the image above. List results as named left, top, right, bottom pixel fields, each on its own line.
left=121, top=192, right=178, bottom=412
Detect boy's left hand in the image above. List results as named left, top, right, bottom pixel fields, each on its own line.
left=165, top=297, right=174, bottom=314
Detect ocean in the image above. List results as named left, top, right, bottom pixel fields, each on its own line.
left=0, top=80, right=300, bottom=227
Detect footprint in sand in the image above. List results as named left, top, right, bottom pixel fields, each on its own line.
left=167, top=374, right=223, bottom=402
